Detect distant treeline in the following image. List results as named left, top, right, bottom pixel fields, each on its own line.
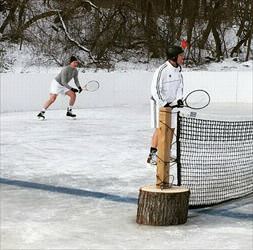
left=0, top=0, right=252, bottom=69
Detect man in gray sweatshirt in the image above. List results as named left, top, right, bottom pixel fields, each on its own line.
left=37, top=56, right=82, bottom=119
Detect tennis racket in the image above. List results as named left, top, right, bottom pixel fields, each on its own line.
left=171, top=89, right=210, bottom=109
left=81, top=80, right=100, bottom=92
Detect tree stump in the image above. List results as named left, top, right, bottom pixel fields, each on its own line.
left=136, top=185, right=190, bottom=226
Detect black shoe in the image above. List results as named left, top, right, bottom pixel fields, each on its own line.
left=37, top=111, right=45, bottom=120
left=66, top=109, right=76, bottom=118
left=147, top=152, right=157, bottom=165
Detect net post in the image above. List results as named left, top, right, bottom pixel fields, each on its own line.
left=156, top=107, right=172, bottom=187
left=176, top=112, right=181, bottom=186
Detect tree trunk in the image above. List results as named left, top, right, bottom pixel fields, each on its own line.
left=136, top=185, right=190, bottom=226
left=212, top=24, right=222, bottom=61
left=230, top=31, right=251, bottom=58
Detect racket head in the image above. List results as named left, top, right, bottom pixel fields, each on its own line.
left=82, top=80, right=100, bottom=92
left=184, top=89, right=210, bottom=109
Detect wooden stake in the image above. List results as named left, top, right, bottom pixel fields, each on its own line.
left=156, top=107, right=172, bottom=187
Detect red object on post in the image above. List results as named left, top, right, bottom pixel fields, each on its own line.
left=181, top=39, right=188, bottom=49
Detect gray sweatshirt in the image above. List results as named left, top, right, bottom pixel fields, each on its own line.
left=55, top=66, right=80, bottom=90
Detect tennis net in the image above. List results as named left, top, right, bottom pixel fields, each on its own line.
left=176, top=113, right=253, bottom=207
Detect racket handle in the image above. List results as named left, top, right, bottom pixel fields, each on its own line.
left=170, top=105, right=178, bottom=109
left=164, top=102, right=171, bottom=107
left=170, top=100, right=184, bottom=109
left=164, top=102, right=178, bottom=109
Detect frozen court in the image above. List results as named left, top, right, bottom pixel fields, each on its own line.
left=0, top=104, right=253, bottom=250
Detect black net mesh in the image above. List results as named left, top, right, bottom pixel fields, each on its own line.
left=177, top=113, right=253, bottom=207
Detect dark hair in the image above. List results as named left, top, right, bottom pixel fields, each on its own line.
left=166, top=46, right=184, bottom=60
left=69, top=56, right=78, bottom=63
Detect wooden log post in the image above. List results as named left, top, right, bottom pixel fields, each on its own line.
left=136, top=107, right=190, bottom=226
left=136, top=185, right=190, bottom=225
left=156, top=107, right=171, bottom=188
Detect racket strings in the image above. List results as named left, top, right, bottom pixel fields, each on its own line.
left=82, top=80, right=99, bottom=92
left=86, top=81, right=99, bottom=91
left=186, top=95, right=207, bottom=104
left=184, top=90, right=210, bottom=109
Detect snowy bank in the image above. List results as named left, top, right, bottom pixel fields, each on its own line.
left=0, top=70, right=252, bottom=112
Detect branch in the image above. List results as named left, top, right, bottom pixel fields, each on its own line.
left=19, top=10, right=60, bottom=32
left=57, top=12, right=96, bottom=62
left=83, top=0, right=99, bottom=11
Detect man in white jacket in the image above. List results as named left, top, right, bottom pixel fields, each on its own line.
left=147, top=45, right=185, bottom=165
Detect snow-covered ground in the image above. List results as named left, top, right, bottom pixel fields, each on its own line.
left=5, top=57, right=253, bottom=74
left=0, top=104, right=252, bottom=249
left=3, top=45, right=253, bottom=73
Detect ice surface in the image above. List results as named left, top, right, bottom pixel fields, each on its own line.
left=0, top=104, right=252, bottom=249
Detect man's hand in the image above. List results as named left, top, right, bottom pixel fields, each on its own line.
left=177, top=99, right=184, bottom=108
left=164, top=103, right=171, bottom=107
left=78, top=87, right=83, bottom=93
left=71, top=88, right=78, bottom=93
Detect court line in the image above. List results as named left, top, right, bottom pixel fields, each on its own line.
left=1, top=177, right=252, bottom=220
left=0, top=177, right=138, bottom=204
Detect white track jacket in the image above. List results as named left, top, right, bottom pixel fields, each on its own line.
left=151, top=61, right=183, bottom=107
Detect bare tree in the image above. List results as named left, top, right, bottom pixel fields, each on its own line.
left=230, top=0, right=253, bottom=60
left=1, top=0, right=252, bottom=71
